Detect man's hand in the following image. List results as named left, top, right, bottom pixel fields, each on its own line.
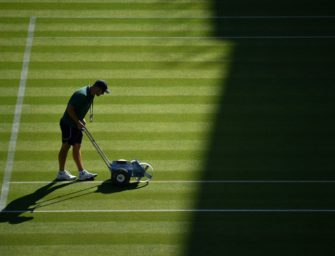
left=77, top=120, right=86, bottom=130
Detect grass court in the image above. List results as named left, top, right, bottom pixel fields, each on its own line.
left=1, top=1, right=335, bottom=255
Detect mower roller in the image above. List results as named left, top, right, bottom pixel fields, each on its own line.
left=83, top=127, right=153, bottom=186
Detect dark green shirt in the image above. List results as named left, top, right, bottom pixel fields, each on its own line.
left=61, top=86, right=94, bottom=128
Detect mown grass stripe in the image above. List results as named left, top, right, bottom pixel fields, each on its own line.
left=35, top=24, right=211, bottom=32
left=0, top=52, right=25, bottom=62
left=2, top=121, right=213, bottom=132
left=0, top=220, right=189, bottom=234
left=34, top=31, right=213, bottom=38
left=21, top=96, right=220, bottom=105
left=33, top=18, right=212, bottom=28
left=0, top=0, right=205, bottom=2
left=2, top=0, right=203, bottom=1
left=0, top=31, right=30, bottom=37
left=27, top=61, right=226, bottom=70
left=17, top=113, right=211, bottom=123
left=30, top=45, right=225, bottom=53
left=13, top=150, right=203, bottom=161
left=2, top=139, right=206, bottom=151
left=0, top=10, right=210, bottom=19
left=0, top=62, right=23, bottom=70
left=21, top=78, right=222, bottom=87
left=26, top=52, right=225, bottom=63
left=1, top=131, right=207, bottom=139
left=31, top=37, right=227, bottom=46
left=0, top=38, right=28, bottom=46
left=0, top=104, right=218, bottom=114
left=9, top=159, right=201, bottom=172
left=0, top=69, right=223, bottom=79
left=15, top=132, right=205, bottom=141
left=0, top=25, right=31, bottom=31
left=27, top=61, right=228, bottom=70
left=0, top=2, right=208, bottom=11
left=29, top=60, right=226, bottom=68
left=23, top=86, right=221, bottom=96
left=0, top=233, right=185, bottom=245
left=0, top=244, right=180, bottom=256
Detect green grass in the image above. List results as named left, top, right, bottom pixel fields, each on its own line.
left=1, top=1, right=335, bottom=256
left=0, top=1, right=223, bottom=255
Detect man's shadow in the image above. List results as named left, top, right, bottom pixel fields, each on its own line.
left=0, top=180, right=147, bottom=224
left=0, top=180, right=75, bottom=224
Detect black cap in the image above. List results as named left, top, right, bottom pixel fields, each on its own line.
left=93, top=80, right=110, bottom=94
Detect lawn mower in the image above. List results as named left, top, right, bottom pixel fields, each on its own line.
left=83, top=127, right=153, bottom=186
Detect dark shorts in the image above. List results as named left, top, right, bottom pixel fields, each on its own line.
left=60, top=120, right=83, bottom=145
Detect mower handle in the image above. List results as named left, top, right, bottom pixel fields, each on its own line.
left=83, top=127, right=111, bottom=168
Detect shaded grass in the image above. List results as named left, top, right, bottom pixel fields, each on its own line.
left=185, top=1, right=335, bottom=255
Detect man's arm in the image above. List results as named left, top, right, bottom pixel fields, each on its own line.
left=66, top=104, right=85, bottom=130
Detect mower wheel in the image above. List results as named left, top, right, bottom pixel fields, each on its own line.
left=140, top=162, right=154, bottom=182
left=112, top=168, right=130, bottom=186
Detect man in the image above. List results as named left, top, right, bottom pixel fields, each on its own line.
left=56, top=80, right=110, bottom=181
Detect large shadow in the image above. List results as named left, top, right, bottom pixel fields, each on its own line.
left=186, top=1, right=335, bottom=255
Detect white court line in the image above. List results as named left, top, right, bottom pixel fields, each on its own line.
left=3, top=209, right=335, bottom=213
left=36, top=16, right=335, bottom=19
left=35, top=35, right=335, bottom=39
left=0, top=16, right=36, bottom=210
left=9, top=180, right=335, bottom=184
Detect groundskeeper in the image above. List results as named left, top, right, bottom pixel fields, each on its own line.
left=56, top=80, right=110, bottom=181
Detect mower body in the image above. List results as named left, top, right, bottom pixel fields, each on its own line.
left=109, top=159, right=152, bottom=186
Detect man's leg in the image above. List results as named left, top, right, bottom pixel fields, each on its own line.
left=58, top=143, right=71, bottom=171
left=73, top=143, right=98, bottom=181
left=72, top=143, right=84, bottom=172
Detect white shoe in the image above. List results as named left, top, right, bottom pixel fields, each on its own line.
left=56, top=170, right=76, bottom=181
left=79, top=170, right=98, bottom=181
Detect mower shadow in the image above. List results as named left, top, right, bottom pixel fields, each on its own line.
left=96, top=180, right=148, bottom=194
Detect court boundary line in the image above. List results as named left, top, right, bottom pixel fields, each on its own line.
left=34, top=36, right=335, bottom=39
left=36, top=16, right=335, bottom=19
left=9, top=180, right=335, bottom=184
left=3, top=209, right=335, bottom=213
left=0, top=16, right=36, bottom=210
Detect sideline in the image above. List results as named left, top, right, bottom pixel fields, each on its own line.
left=3, top=209, right=335, bottom=213
left=0, top=16, right=36, bottom=210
